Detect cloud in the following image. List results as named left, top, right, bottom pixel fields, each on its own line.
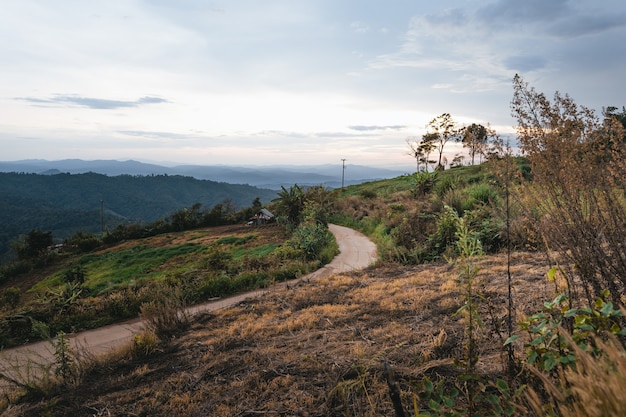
left=348, top=125, right=406, bottom=131
left=16, top=95, right=169, bottom=109
left=478, top=0, right=570, bottom=23
left=548, top=12, right=626, bottom=38
left=118, top=130, right=194, bottom=140
left=350, top=21, right=370, bottom=33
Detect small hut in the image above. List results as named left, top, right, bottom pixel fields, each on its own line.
left=247, top=208, right=275, bottom=225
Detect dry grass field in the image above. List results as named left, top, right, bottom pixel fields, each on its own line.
left=2, top=250, right=552, bottom=416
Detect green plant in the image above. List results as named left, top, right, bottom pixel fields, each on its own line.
left=428, top=205, right=460, bottom=258
left=46, top=282, right=83, bottom=316
left=287, top=222, right=333, bottom=261
left=63, top=265, right=86, bottom=284
left=52, top=331, right=76, bottom=384
left=508, top=288, right=626, bottom=373
left=413, top=375, right=461, bottom=416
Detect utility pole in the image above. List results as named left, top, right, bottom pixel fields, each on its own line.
left=100, top=198, right=104, bottom=233
left=341, top=158, right=346, bottom=189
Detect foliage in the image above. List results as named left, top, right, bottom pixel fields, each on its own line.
left=1, top=286, right=21, bottom=309
left=459, top=123, right=492, bottom=165
left=65, top=230, right=101, bottom=253
left=411, top=171, right=439, bottom=196
left=63, top=265, right=86, bottom=284
left=424, top=113, right=460, bottom=169
left=525, top=332, right=626, bottom=417
left=274, top=184, right=306, bottom=226
left=52, top=331, right=76, bottom=384
left=510, top=289, right=626, bottom=373
left=13, top=229, right=53, bottom=260
left=286, top=222, right=334, bottom=261
left=512, top=74, right=626, bottom=306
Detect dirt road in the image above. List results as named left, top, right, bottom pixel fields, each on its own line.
left=0, top=224, right=377, bottom=382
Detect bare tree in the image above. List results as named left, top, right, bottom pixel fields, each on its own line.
left=406, top=136, right=435, bottom=172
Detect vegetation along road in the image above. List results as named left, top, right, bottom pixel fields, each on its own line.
left=0, top=224, right=377, bottom=381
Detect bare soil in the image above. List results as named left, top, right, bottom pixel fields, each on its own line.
left=3, top=251, right=553, bottom=416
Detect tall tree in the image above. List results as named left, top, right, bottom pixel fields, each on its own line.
left=460, top=123, right=490, bottom=165
left=425, top=113, right=459, bottom=169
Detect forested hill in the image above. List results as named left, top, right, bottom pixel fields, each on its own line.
left=0, top=172, right=278, bottom=259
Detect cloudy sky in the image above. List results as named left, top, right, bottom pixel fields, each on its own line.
left=1, top=0, right=625, bottom=169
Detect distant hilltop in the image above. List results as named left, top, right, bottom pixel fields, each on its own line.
left=0, top=159, right=410, bottom=190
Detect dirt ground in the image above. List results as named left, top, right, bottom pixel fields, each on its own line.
left=3, top=250, right=553, bottom=416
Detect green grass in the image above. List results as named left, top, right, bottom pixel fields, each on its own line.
left=231, top=243, right=279, bottom=259
left=31, top=243, right=208, bottom=295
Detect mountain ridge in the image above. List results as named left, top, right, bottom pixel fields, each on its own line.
left=0, top=159, right=410, bottom=190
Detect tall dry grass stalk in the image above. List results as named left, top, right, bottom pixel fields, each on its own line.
left=139, top=286, right=189, bottom=339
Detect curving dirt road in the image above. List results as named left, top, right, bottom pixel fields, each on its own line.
left=0, top=224, right=377, bottom=383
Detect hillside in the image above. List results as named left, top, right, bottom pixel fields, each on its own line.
left=1, top=251, right=550, bottom=416
left=0, top=172, right=277, bottom=260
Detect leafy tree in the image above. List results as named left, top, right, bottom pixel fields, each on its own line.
left=13, top=229, right=53, bottom=260
left=274, top=184, right=305, bottom=226
left=251, top=197, right=263, bottom=211
left=460, top=123, right=491, bottom=165
left=424, top=113, right=460, bottom=169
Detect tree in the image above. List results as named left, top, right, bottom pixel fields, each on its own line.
left=407, top=135, right=437, bottom=172
left=406, top=137, right=424, bottom=172
left=460, top=123, right=490, bottom=165
left=251, top=197, right=263, bottom=211
left=274, top=184, right=306, bottom=225
left=424, top=113, right=459, bottom=169
left=13, top=229, right=53, bottom=260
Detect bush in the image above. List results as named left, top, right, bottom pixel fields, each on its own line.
left=1, top=287, right=21, bottom=309
left=287, top=222, right=333, bottom=261
left=512, top=75, right=626, bottom=305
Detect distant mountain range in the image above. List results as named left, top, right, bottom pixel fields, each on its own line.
left=0, top=159, right=410, bottom=190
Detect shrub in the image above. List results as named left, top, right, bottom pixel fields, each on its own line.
left=1, top=287, right=21, bottom=309
left=139, top=288, right=189, bottom=339
left=512, top=75, right=626, bottom=305
left=434, top=174, right=459, bottom=198
left=0, top=260, right=32, bottom=282
left=428, top=205, right=460, bottom=258
left=287, top=222, right=333, bottom=261
left=411, top=171, right=439, bottom=196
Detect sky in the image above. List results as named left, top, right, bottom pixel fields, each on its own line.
left=1, top=0, right=625, bottom=170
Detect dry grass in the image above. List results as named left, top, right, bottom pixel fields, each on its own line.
left=3, top=251, right=552, bottom=416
